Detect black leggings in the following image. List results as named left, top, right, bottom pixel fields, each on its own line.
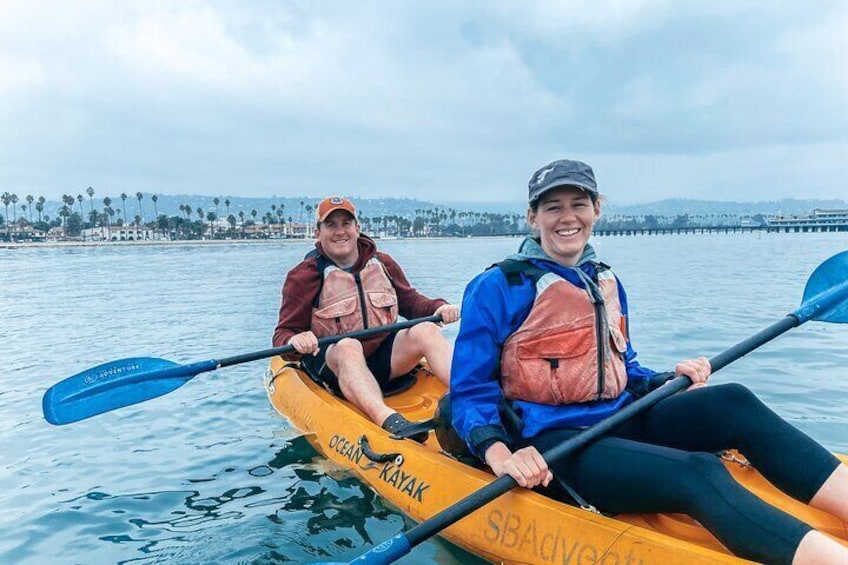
left=526, top=384, right=840, bottom=565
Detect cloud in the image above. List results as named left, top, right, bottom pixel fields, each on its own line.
left=0, top=1, right=845, bottom=203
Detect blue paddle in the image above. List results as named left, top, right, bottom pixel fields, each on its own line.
left=42, top=315, right=442, bottom=426
left=336, top=250, right=848, bottom=565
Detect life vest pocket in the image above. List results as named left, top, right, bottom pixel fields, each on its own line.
left=608, top=325, right=628, bottom=354
left=313, top=295, right=360, bottom=334
left=505, top=327, right=597, bottom=404
left=313, top=295, right=358, bottom=319
left=516, top=328, right=593, bottom=361
left=367, top=291, right=398, bottom=309
left=367, top=291, right=399, bottom=327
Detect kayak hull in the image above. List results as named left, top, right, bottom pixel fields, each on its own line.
left=265, top=359, right=847, bottom=564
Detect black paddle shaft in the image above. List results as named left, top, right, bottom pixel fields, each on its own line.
left=215, top=315, right=443, bottom=369
left=405, top=313, right=801, bottom=547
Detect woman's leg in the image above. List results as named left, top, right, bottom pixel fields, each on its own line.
left=634, top=383, right=841, bottom=504
left=808, top=463, right=848, bottom=521
left=529, top=429, right=811, bottom=565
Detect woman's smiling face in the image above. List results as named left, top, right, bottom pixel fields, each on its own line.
left=527, top=186, right=600, bottom=266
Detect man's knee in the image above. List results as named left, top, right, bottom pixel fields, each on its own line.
left=326, top=338, right=365, bottom=369
left=407, top=321, right=444, bottom=345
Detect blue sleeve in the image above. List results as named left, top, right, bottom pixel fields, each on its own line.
left=616, top=278, right=657, bottom=384
left=450, top=268, right=532, bottom=458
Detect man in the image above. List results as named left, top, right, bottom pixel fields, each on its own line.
left=272, top=196, right=460, bottom=441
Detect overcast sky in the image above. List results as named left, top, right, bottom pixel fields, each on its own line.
left=1, top=1, right=846, bottom=204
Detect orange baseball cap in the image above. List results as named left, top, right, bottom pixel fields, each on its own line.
left=316, top=196, right=357, bottom=222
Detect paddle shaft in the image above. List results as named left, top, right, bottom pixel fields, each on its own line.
left=402, top=313, right=801, bottom=548
left=216, top=314, right=442, bottom=369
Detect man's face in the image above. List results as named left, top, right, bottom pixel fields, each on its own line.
left=316, top=210, right=360, bottom=267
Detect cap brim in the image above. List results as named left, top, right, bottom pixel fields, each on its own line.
left=530, top=181, right=598, bottom=203
left=317, top=206, right=356, bottom=222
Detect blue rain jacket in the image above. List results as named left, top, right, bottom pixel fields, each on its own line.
left=451, top=238, right=658, bottom=459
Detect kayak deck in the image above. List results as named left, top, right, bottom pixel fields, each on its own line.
left=265, top=358, right=848, bottom=564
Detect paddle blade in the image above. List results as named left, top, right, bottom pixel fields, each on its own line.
left=42, top=357, right=195, bottom=425
left=797, top=250, right=848, bottom=324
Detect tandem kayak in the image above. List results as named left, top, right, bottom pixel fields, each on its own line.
left=265, top=359, right=848, bottom=564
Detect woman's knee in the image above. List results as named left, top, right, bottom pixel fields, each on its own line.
left=669, top=452, right=734, bottom=501
left=711, top=382, right=763, bottom=411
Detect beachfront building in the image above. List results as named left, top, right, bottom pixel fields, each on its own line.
left=82, top=225, right=168, bottom=241
left=766, top=209, right=848, bottom=232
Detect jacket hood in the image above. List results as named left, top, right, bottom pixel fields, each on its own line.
left=506, top=236, right=598, bottom=267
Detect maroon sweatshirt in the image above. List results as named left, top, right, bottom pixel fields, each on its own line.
left=272, top=234, right=447, bottom=359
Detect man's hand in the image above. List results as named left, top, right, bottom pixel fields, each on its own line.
left=434, top=303, right=460, bottom=325
left=288, top=331, right=320, bottom=356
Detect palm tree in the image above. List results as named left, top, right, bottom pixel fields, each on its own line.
left=206, top=211, right=217, bottom=237
left=135, top=192, right=144, bottom=223
left=59, top=204, right=70, bottom=229
left=76, top=194, right=85, bottom=222
left=36, top=197, right=45, bottom=223
left=299, top=200, right=304, bottom=223
left=1, top=193, right=9, bottom=229
left=213, top=197, right=220, bottom=219
left=10, top=193, right=18, bottom=224
left=151, top=194, right=159, bottom=218
left=251, top=209, right=258, bottom=222
left=305, top=204, right=313, bottom=224
left=26, top=194, right=34, bottom=223
left=120, top=193, right=128, bottom=223
left=86, top=187, right=95, bottom=215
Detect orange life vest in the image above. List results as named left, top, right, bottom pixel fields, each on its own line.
left=310, top=257, right=399, bottom=338
left=499, top=261, right=629, bottom=405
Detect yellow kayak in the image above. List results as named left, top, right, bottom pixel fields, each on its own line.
left=265, top=359, right=848, bottom=564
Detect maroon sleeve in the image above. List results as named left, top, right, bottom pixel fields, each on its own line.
left=272, top=259, right=322, bottom=358
left=378, top=252, right=447, bottom=319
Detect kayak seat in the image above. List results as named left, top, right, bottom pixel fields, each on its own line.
left=298, top=360, right=419, bottom=398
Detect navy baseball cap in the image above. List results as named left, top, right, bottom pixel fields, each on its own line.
left=528, top=159, right=598, bottom=204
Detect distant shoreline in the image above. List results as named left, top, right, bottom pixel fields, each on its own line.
left=0, top=238, right=311, bottom=250
left=0, top=235, right=514, bottom=250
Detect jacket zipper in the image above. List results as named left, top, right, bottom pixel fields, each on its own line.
left=354, top=273, right=369, bottom=329
left=588, top=283, right=606, bottom=400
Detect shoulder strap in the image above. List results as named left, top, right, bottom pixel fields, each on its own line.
left=493, top=259, right=548, bottom=286
left=304, top=249, right=331, bottom=308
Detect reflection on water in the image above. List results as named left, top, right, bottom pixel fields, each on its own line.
left=2, top=235, right=846, bottom=564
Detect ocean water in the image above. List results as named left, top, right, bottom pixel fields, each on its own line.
left=1, top=232, right=847, bottom=564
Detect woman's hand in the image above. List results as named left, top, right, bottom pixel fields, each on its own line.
left=484, top=442, right=553, bottom=488
left=288, top=331, right=319, bottom=356
left=675, top=356, right=712, bottom=390
left=434, top=303, right=461, bottom=325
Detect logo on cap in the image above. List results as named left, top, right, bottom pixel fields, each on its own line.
left=535, top=166, right=556, bottom=186
left=329, top=197, right=344, bottom=205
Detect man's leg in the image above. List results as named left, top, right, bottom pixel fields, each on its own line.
left=325, top=338, right=394, bottom=426
left=390, top=322, right=453, bottom=386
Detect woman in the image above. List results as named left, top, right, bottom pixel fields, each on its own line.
left=450, top=159, right=848, bottom=565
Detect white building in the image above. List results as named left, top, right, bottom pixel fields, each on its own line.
left=82, top=225, right=169, bottom=241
